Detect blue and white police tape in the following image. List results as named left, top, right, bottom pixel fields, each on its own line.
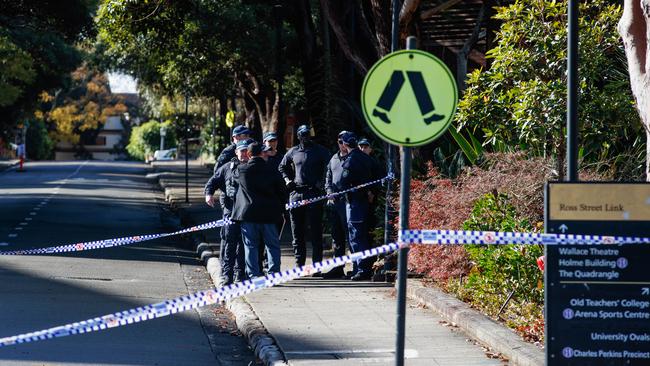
left=399, top=229, right=650, bottom=246
left=0, top=219, right=232, bottom=256
left=285, top=173, right=394, bottom=210
left=0, top=241, right=401, bottom=347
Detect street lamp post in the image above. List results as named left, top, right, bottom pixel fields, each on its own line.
left=184, top=94, right=189, bottom=204
left=160, top=126, right=166, bottom=151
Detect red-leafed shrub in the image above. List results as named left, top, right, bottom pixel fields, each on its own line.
left=403, top=152, right=554, bottom=282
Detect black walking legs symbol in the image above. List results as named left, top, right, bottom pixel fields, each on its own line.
left=373, top=71, right=405, bottom=124
left=372, top=70, right=445, bottom=125
left=406, top=71, right=445, bottom=124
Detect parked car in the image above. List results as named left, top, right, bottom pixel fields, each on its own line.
left=148, top=148, right=177, bottom=163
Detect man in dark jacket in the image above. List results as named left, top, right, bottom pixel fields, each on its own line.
left=231, top=142, right=286, bottom=277
left=204, top=138, right=252, bottom=284
left=214, top=125, right=250, bottom=173
left=339, top=132, right=373, bottom=281
left=279, top=124, right=330, bottom=267
left=322, top=130, right=350, bottom=278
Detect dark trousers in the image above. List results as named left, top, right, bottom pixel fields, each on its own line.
left=289, top=191, right=324, bottom=266
left=346, top=196, right=372, bottom=275
left=327, top=198, right=348, bottom=257
left=220, top=219, right=245, bottom=283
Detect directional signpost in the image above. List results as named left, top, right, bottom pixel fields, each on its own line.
left=545, top=182, right=650, bottom=365
left=362, top=37, right=457, bottom=366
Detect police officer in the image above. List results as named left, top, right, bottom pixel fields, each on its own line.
left=339, top=132, right=373, bottom=281
left=204, top=138, right=253, bottom=285
left=215, top=125, right=251, bottom=172
left=262, top=132, right=282, bottom=173
left=279, top=124, right=330, bottom=267
left=358, top=138, right=385, bottom=248
left=322, top=130, right=351, bottom=279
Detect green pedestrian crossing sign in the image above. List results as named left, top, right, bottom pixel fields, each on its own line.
left=361, top=50, right=458, bottom=147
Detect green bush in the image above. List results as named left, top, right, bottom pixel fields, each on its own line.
left=126, top=120, right=177, bottom=161
left=450, top=192, right=544, bottom=342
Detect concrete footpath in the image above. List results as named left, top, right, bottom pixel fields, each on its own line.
left=150, top=160, right=543, bottom=366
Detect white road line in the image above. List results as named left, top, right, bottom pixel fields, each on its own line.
left=14, top=227, right=23, bottom=231
left=0, top=242, right=9, bottom=246
left=19, top=222, right=28, bottom=226
left=34, top=207, right=40, bottom=211
left=29, top=212, right=36, bottom=215
left=25, top=218, right=32, bottom=221
left=8, top=234, right=17, bottom=238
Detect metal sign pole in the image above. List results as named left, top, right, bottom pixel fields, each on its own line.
left=567, top=0, right=578, bottom=182
left=395, top=35, right=416, bottom=366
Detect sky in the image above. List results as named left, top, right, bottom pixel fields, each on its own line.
left=107, top=72, right=138, bottom=94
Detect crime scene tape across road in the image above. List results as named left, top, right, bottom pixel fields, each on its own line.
left=0, top=242, right=402, bottom=347
left=0, top=219, right=231, bottom=256
left=285, top=173, right=394, bottom=210
left=2, top=226, right=650, bottom=346
left=399, top=229, right=650, bottom=246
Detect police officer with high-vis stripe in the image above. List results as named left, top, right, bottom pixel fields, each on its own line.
left=279, top=124, right=330, bottom=267
left=204, top=138, right=253, bottom=285
left=338, top=132, right=374, bottom=281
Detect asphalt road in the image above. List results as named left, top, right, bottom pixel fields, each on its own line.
left=0, top=161, right=254, bottom=366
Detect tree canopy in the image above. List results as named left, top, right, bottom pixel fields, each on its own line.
left=454, top=0, right=643, bottom=179
left=0, top=0, right=95, bottom=138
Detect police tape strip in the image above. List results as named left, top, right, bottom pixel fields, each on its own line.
left=285, top=173, right=394, bottom=210
left=0, top=219, right=232, bottom=256
left=4, top=226, right=650, bottom=347
left=399, top=229, right=650, bottom=246
left=0, top=241, right=402, bottom=347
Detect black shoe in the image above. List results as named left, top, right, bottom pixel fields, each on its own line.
left=423, top=113, right=445, bottom=124
left=322, top=268, right=345, bottom=279
left=311, top=272, right=323, bottom=278
left=350, top=272, right=372, bottom=281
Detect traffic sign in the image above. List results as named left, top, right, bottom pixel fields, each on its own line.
left=225, top=110, right=235, bottom=128
left=361, top=50, right=458, bottom=147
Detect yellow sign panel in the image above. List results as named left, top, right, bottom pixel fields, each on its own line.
left=548, top=183, right=650, bottom=221
left=225, top=110, right=235, bottom=128
left=361, top=50, right=458, bottom=147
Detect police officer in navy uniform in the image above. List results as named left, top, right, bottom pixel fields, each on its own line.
left=204, top=138, right=253, bottom=285
left=339, top=132, right=374, bottom=281
left=358, top=138, right=385, bottom=248
left=214, top=125, right=251, bottom=173
left=279, top=124, right=330, bottom=267
left=262, top=132, right=282, bottom=173
left=322, top=130, right=351, bottom=278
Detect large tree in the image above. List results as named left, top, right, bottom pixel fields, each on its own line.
left=0, top=0, right=95, bottom=138
left=619, top=0, right=650, bottom=181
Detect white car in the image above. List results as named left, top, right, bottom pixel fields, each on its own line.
left=151, top=148, right=177, bottom=162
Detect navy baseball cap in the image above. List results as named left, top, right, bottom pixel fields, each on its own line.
left=341, top=132, right=357, bottom=146
left=232, top=125, right=251, bottom=136
left=297, top=124, right=311, bottom=137
left=337, top=130, right=350, bottom=138
left=263, top=132, right=278, bottom=142
left=236, top=138, right=254, bottom=151
left=358, top=138, right=370, bottom=146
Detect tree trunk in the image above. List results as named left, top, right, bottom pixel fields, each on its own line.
left=619, top=0, right=650, bottom=180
